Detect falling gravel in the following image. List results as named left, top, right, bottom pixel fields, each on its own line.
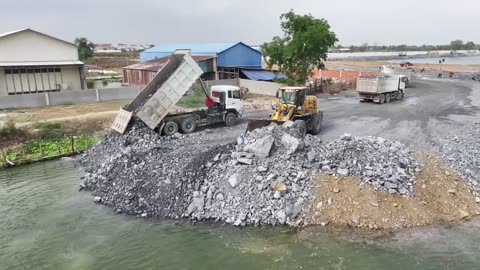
left=81, top=119, right=422, bottom=226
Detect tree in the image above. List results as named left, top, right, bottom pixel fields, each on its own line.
left=74, top=37, right=95, bottom=61
left=450, top=40, right=464, bottom=51
left=465, top=41, right=476, bottom=50
left=261, top=10, right=337, bottom=84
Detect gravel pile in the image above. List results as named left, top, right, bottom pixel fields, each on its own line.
left=432, top=122, right=480, bottom=192
left=81, top=119, right=422, bottom=226
left=312, top=134, right=421, bottom=196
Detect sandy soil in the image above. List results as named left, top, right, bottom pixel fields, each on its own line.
left=307, top=153, right=480, bottom=231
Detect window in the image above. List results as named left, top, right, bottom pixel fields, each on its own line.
left=232, top=90, right=241, bottom=99
left=228, top=90, right=232, bottom=98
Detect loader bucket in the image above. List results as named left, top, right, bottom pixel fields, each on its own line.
left=246, top=119, right=282, bottom=133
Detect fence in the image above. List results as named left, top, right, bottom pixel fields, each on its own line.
left=0, top=86, right=142, bottom=110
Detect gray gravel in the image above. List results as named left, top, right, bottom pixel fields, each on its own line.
left=81, top=118, right=421, bottom=226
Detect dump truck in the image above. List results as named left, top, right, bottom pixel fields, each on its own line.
left=247, top=86, right=323, bottom=134
left=381, top=65, right=412, bottom=85
left=111, top=50, right=244, bottom=135
left=357, top=75, right=405, bottom=104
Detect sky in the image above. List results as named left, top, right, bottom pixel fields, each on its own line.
left=0, top=0, right=478, bottom=46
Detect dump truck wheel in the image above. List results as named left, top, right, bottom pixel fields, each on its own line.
left=310, top=113, right=322, bottom=135
left=163, top=121, right=178, bottom=136
left=225, top=112, right=237, bottom=127
left=379, top=94, right=385, bottom=104
left=180, top=118, right=196, bottom=134
left=385, top=93, right=391, bottom=103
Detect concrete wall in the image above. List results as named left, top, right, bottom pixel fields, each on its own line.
left=0, top=86, right=141, bottom=109
left=311, top=69, right=381, bottom=82
left=239, top=79, right=284, bottom=96
left=0, top=30, right=79, bottom=62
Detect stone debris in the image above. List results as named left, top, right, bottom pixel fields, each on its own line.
left=431, top=122, right=480, bottom=192
left=81, top=118, right=422, bottom=227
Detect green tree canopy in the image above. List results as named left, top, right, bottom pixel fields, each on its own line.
left=262, top=10, right=337, bottom=85
left=74, top=37, right=95, bottom=61
left=450, top=40, right=464, bottom=51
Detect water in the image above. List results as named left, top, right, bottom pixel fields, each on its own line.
left=1, top=159, right=480, bottom=270
left=389, top=55, right=480, bottom=65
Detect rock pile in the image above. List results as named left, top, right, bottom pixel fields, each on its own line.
left=432, top=122, right=480, bottom=192
left=81, top=119, right=422, bottom=226
left=311, top=134, right=421, bottom=196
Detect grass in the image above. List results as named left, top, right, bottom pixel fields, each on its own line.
left=177, top=87, right=208, bottom=108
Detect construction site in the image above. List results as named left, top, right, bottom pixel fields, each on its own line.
left=76, top=50, right=480, bottom=231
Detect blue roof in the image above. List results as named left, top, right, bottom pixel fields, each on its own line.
left=241, top=70, right=288, bottom=81
left=143, top=42, right=246, bottom=54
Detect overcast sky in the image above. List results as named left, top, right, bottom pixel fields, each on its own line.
left=0, top=0, right=478, bottom=46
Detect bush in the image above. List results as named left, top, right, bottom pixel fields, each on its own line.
left=34, top=122, right=65, bottom=139
left=0, top=119, right=25, bottom=139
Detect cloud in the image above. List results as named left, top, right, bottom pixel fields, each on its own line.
left=0, top=0, right=478, bottom=45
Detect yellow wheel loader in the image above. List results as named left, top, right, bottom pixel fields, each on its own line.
left=247, top=86, right=323, bottom=134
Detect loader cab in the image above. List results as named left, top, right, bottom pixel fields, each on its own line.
left=210, top=85, right=244, bottom=116
left=276, top=87, right=307, bottom=107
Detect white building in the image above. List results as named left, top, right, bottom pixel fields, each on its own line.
left=0, top=28, right=85, bottom=96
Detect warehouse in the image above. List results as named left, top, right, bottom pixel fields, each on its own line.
left=0, top=29, right=85, bottom=96
left=123, top=55, right=217, bottom=86
left=140, top=42, right=262, bottom=79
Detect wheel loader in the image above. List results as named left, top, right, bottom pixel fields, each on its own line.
left=247, top=86, right=323, bottom=134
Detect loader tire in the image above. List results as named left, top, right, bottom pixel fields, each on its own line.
left=310, top=113, right=322, bottom=135
left=225, top=112, right=237, bottom=127
left=180, top=118, right=196, bottom=134
left=163, top=121, right=178, bottom=136
left=294, top=120, right=307, bottom=137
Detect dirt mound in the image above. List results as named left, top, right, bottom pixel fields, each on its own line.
left=308, top=153, right=480, bottom=230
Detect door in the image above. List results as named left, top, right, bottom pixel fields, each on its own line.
left=226, top=89, right=243, bottom=115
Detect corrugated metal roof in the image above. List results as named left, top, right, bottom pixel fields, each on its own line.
left=0, top=28, right=76, bottom=46
left=0, top=60, right=84, bottom=67
left=124, top=55, right=215, bottom=71
left=144, top=42, right=245, bottom=54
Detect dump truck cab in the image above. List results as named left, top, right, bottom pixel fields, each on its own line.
left=210, top=85, right=244, bottom=118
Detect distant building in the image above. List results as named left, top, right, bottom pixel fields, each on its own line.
left=141, top=42, right=263, bottom=79
left=0, top=28, right=85, bottom=96
left=123, top=55, right=217, bottom=86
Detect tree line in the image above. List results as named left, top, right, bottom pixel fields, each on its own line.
left=335, top=40, right=478, bottom=53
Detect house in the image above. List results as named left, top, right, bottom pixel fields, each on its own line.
left=0, top=28, right=85, bottom=96
left=140, top=42, right=263, bottom=79
left=123, top=55, right=217, bottom=86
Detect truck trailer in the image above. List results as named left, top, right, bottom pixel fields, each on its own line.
left=111, top=50, right=243, bottom=135
left=357, top=75, right=405, bottom=104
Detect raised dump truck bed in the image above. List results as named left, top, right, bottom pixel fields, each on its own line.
left=357, top=75, right=405, bottom=104
left=111, top=50, right=204, bottom=133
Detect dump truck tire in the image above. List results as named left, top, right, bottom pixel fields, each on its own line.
left=310, top=113, right=322, bottom=135
left=225, top=112, right=237, bottom=127
left=386, top=93, right=391, bottom=103
left=163, top=121, right=178, bottom=136
left=379, top=94, right=385, bottom=104
left=180, top=118, right=196, bottom=134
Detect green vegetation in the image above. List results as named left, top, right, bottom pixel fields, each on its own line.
left=0, top=134, right=103, bottom=166
left=262, top=10, right=337, bottom=85
left=75, top=37, right=95, bottom=61
left=337, top=40, right=479, bottom=53
left=177, top=86, right=208, bottom=108
left=0, top=119, right=26, bottom=141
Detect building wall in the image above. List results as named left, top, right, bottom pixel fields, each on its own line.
left=0, top=30, right=79, bottom=62
left=0, top=66, right=82, bottom=96
left=239, top=79, right=284, bottom=96
left=218, top=43, right=262, bottom=69
left=61, top=67, right=82, bottom=90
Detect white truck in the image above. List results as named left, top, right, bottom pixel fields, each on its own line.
left=357, top=75, right=405, bottom=104
left=381, top=65, right=412, bottom=85
left=111, top=50, right=244, bottom=135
